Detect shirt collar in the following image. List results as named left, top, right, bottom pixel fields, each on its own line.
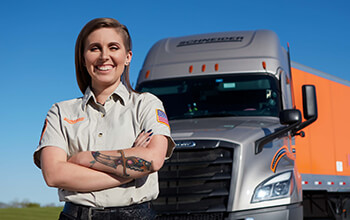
left=81, top=83, right=130, bottom=111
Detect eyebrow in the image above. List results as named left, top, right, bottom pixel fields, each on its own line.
left=108, top=42, right=122, bottom=46
left=87, top=42, right=122, bottom=48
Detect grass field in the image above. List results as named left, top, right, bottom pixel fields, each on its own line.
left=0, top=207, right=63, bottom=220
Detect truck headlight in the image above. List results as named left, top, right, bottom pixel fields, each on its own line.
left=251, top=171, right=293, bottom=203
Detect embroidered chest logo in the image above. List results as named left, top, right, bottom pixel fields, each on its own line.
left=156, top=109, right=169, bottom=127
left=64, top=117, right=85, bottom=124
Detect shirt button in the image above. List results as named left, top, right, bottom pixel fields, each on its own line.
left=98, top=132, right=103, bottom=137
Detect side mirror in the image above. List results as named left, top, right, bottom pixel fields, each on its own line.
left=295, top=85, right=318, bottom=131
left=255, top=109, right=302, bottom=154
left=280, top=109, right=302, bottom=125
left=255, top=85, right=317, bottom=154
left=302, top=85, right=318, bottom=120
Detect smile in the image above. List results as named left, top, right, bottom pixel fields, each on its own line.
left=96, top=65, right=114, bottom=71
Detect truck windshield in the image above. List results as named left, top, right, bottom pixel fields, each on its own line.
left=137, top=74, right=281, bottom=120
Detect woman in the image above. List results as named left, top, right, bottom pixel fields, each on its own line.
left=33, top=18, right=175, bottom=220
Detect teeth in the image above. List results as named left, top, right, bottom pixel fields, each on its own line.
left=97, top=66, right=113, bottom=71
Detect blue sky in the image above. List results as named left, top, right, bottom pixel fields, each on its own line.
left=1, top=0, right=349, bottom=206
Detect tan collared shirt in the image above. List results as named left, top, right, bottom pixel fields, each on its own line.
left=34, top=83, right=175, bottom=207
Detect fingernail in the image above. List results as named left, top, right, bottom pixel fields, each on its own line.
left=146, top=138, right=150, bottom=142
left=141, top=129, right=145, bottom=133
left=147, top=129, right=152, bottom=133
left=149, top=132, right=153, bottom=137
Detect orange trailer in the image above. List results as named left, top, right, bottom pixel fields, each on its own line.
left=292, top=62, right=350, bottom=217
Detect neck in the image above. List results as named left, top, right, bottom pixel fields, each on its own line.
left=92, top=82, right=120, bottom=105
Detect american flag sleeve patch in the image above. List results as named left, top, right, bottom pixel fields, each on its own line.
left=156, top=109, right=169, bottom=127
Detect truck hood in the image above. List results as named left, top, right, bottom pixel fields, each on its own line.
left=170, top=117, right=281, bottom=144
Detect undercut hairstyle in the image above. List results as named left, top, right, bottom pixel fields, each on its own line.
left=75, top=17, right=135, bottom=94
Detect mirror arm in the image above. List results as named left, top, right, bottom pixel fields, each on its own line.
left=255, top=120, right=301, bottom=154
left=292, top=115, right=317, bottom=135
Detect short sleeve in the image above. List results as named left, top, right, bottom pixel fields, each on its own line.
left=33, top=104, right=68, bottom=168
left=138, top=93, right=175, bottom=159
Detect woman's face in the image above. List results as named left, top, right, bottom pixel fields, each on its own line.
left=84, top=28, right=132, bottom=91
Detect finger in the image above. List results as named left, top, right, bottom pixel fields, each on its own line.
left=134, top=129, right=153, bottom=147
left=135, top=132, right=148, bottom=144
left=135, top=129, right=145, bottom=139
left=139, top=135, right=153, bottom=148
left=134, top=130, right=153, bottom=147
left=134, top=129, right=147, bottom=143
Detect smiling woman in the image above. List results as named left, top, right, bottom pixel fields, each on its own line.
left=74, top=18, right=135, bottom=98
left=33, top=18, right=175, bottom=220
left=83, top=28, right=133, bottom=104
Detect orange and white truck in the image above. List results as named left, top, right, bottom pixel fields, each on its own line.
left=136, top=30, right=350, bottom=219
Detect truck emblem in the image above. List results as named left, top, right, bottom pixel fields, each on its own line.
left=175, top=141, right=196, bottom=148
left=270, top=146, right=295, bottom=173
left=177, top=36, right=244, bottom=47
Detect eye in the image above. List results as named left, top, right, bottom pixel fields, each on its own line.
left=90, top=46, right=100, bottom=52
left=110, top=45, right=119, bottom=51
left=109, top=42, right=121, bottom=51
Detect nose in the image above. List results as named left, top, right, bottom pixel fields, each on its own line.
left=99, top=49, right=110, bottom=61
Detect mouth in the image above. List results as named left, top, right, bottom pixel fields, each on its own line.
left=95, top=65, right=114, bottom=71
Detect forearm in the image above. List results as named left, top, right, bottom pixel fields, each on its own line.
left=49, top=162, right=132, bottom=192
left=41, top=147, right=132, bottom=192
left=70, top=147, right=154, bottom=179
left=70, top=135, right=168, bottom=179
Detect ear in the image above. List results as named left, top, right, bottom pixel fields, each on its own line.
left=125, top=50, right=133, bottom=66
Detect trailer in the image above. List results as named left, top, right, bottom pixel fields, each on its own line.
left=136, top=30, right=350, bottom=219
left=292, top=63, right=350, bottom=219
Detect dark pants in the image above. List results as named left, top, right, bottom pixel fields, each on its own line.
left=59, top=202, right=156, bottom=220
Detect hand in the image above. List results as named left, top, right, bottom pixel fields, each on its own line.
left=133, top=129, right=153, bottom=148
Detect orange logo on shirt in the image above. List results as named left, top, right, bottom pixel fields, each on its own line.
left=64, top=117, right=85, bottom=124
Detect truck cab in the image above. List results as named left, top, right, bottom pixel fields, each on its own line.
left=136, top=30, right=317, bottom=219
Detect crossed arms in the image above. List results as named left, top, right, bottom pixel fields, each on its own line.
left=40, top=130, right=168, bottom=192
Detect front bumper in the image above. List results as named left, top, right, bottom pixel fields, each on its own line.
left=227, top=203, right=302, bottom=220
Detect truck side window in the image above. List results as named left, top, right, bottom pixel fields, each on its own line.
left=279, top=70, right=293, bottom=110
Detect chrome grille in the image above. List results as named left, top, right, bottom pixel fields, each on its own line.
left=153, top=140, right=234, bottom=218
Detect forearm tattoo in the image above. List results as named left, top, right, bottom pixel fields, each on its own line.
left=90, top=151, right=152, bottom=177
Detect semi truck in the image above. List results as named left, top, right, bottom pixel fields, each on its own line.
left=136, top=30, right=350, bottom=219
